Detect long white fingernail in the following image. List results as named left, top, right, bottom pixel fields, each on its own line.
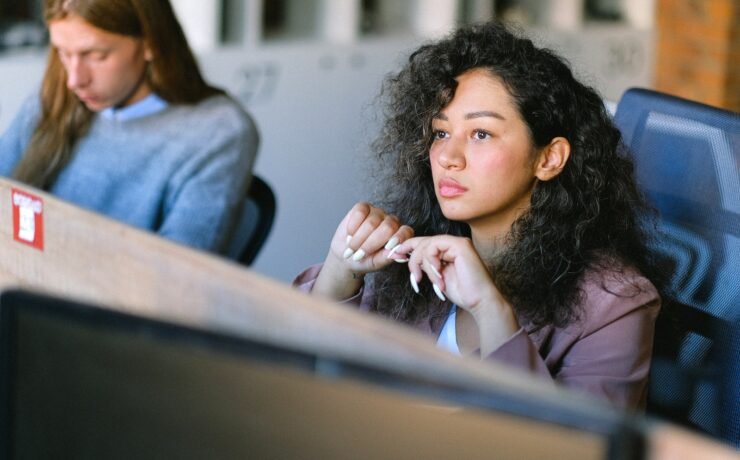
left=409, top=273, right=420, bottom=294
left=394, top=258, right=409, bottom=263
left=343, top=248, right=354, bottom=259
left=432, top=283, right=446, bottom=301
left=428, top=261, right=442, bottom=279
left=387, top=245, right=401, bottom=259
left=351, top=249, right=366, bottom=261
left=384, top=236, right=399, bottom=250
left=346, top=234, right=353, bottom=244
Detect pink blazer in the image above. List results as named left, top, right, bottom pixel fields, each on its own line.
left=294, top=264, right=660, bottom=410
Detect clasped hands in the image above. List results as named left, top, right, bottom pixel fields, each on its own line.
left=315, top=202, right=512, bottom=322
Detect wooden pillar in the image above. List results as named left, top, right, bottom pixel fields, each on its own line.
left=654, top=0, right=740, bottom=111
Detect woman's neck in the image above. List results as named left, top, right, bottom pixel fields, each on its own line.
left=468, top=206, right=528, bottom=264
left=470, top=228, right=508, bottom=265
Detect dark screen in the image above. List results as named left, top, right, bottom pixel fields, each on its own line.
left=0, top=290, right=624, bottom=460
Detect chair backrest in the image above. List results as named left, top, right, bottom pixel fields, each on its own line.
left=224, top=175, right=277, bottom=266
left=613, top=88, right=739, bottom=446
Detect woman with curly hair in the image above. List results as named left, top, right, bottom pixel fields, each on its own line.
left=296, top=22, right=664, bottom=410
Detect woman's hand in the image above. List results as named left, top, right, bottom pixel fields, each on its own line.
left=313, top=202, right=414, bottom=301
left=393, top=235, right=520, bottom=355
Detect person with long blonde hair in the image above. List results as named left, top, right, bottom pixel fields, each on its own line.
left=0, top=0, right=258, bottom=254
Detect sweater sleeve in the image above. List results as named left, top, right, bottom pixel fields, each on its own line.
left=0, top=93, right=41, bottom=177
left=485, top=274, right=661, bottom=410
left=484, top=328, right=553, bottom=379
left=294, top=264, right=324, bottom=294
left=158, top=99, right=259, bottom=254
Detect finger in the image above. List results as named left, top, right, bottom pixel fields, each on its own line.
left=406, top=236, right=457, bottom=269
left=426, top=258, right=443, bottom=280
left=409, top=271, right=420, bottom=294
left=406, top=239, right=447, bottom=296
left=383, top=224, right=414, bottom=250
left=350, top=213, right=400, bottom=262
left=342, top=203, right=377, bottom=260
left=424, top=258, right=447, bottom=301
left=386, top=225, right=415, bottom=262
left=406, top=244, right=425, bottom=294
left=387, top=244, right=409, bottom=262
left=432, top=281, right=447, bottom=302
left=343, top=202, right=373, bottom=239
left=406, top=238, right=436, bottom=269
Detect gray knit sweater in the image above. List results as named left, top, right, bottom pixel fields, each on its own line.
left=0, top=93, right=259, bottom=254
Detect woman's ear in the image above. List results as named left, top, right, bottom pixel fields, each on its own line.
left=144, top=42, right=153, bottom=62
left=534, top=137, right=570, bottom=181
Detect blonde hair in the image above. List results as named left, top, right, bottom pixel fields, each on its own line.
left=14, top=0, right=223, bottom=189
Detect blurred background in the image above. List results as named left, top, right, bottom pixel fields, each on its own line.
left=0, top=0, right=737, bottom=282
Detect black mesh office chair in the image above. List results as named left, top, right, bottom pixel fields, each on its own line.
left=613, top=88, right=739, bottom=446
left=225, top=175, right=276, bottom=266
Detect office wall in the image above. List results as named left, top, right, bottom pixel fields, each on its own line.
left=200, top=39, right=415, bottom=281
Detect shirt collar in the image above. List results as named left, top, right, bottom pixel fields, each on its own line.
left=100, top=92, right=168, bottom=122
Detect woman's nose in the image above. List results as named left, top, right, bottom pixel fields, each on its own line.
left=65, top=58, right=91, bottom=90
left=437, top=136, right=466, bottom=170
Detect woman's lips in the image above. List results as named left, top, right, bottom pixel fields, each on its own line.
left=76, top=93, right=100, bottom=104
left=438, top=177, right=468, bottom=197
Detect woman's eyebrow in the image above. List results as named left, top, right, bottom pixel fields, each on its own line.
left=432, top=111, right=506, bottom=121
left=465, top=110, right=506, bottom=121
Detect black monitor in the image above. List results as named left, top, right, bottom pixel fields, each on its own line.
left=0, top=289, right=643, bottom=459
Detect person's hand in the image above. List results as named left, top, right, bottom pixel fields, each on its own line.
left=393, top=235, right=495, bottom=311
left=313, top=202, right=414, bottom=301
left=393, top=235, right=520, bottom=355
left=331, top=202, right=414, bottom=273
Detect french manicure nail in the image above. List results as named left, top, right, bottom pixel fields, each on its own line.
left=394, top=258, right=409, bottom=263
left=409, top=273, right=420, bottom=294
left=432, top=283, right=446, bottom=301
left=384, top=236, right=399, bottom=250
left=428, top=261, right=442, bottom=279
left=343, top=248, right=354, bottom=259
left=346, top=234, right=353, bottom=244
left=351, top=249, right=366, bottom=261
left=387, top=244, right=401, bottom=259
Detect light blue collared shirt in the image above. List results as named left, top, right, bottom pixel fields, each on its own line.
left=100, top=92, right=168, bottom=122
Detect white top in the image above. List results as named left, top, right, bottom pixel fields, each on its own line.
left=436, top=304, right=460, bottom=355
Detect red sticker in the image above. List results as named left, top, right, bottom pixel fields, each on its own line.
left=11, top=188, right=44, bottom=251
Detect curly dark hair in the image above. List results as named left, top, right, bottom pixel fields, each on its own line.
left=368, top=21, right=666, bottom=328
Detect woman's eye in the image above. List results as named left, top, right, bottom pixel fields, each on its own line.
left=433, top=130, right=448, bottom=140
left=473, top=130, right=491, bottom=140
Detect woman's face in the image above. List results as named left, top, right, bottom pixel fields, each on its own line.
left=49, top=14, right=152, bottom=111
left=429, top=68, right=541, bottom=238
